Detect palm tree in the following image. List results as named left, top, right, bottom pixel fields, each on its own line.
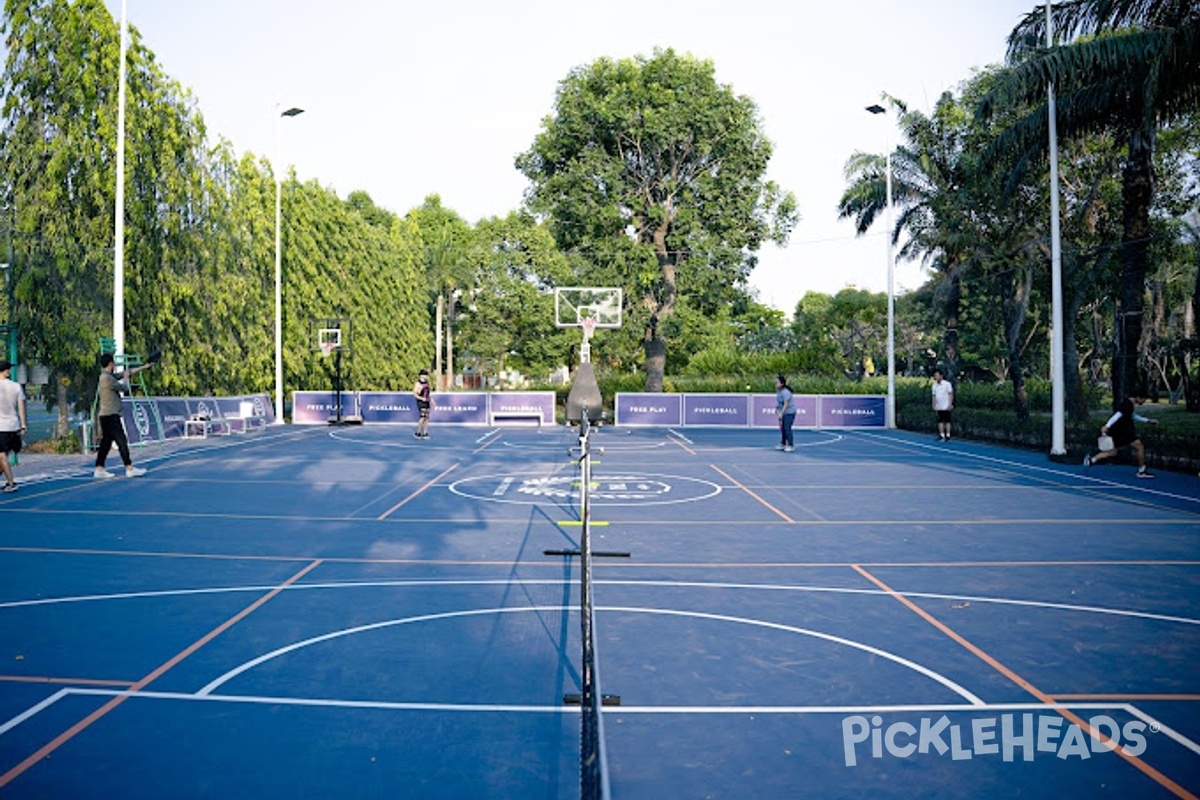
left=840, top=93, right=983, bottom=386
left=981, top=0, right=1200, bottom=405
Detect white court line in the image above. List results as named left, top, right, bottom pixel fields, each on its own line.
left=855, top=430, right=1200, bottom=507
left=195, top=604, right=984, bottom=704
left=5, top=689, right=1198, bottom=758
left=4, top=578, right=1199, bottom=628
left=0, top=689, right=71, bottom=736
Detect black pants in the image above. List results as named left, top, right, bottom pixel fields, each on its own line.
left=95, top=414, right=131, bottom=467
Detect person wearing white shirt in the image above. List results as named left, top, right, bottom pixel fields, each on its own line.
left=931, top=369, right=954, bottom=441
left=0, top=359, right=26, bottom=492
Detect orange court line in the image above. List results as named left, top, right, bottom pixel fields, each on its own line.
left=669, top=436, right=696, bottom=456
left=377, top=463, right=459, bottom=520
left=0, top=559, right=324, bottom=790
left=0, top=675, right=134, bottom=687
left=851, top=564, right=1198, bottom=800
left=1050, top=694, right=1200, bottom=702
left=710, top=465, right=794, bottom=524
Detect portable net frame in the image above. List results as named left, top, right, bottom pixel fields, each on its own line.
left=575, top=412, right=612, bottom=800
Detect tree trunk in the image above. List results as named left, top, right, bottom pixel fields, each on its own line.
left=643, top=331, right=666, bottom=392
left=445, top=294, right=455, bottom=391
left=434, top=293, right=444, bottom=390
left=1112, top=126, right=1154, bottom=406
left=941, top=267, right=962, bottom=384
left=998, top=266, right=1032, bottom=419
left=640, top=217, right=678, bottom=392
left=56, top=375, right=70, bottom=438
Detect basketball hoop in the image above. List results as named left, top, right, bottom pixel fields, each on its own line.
left=581, top=317, right=598, bottom=339
left=320, top=341, right=337, bottom=358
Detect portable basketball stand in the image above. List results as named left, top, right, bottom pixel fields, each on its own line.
left=314, top=318, right=362, bottom=426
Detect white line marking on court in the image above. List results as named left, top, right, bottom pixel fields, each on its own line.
left=476, top=429, right=503, bottom=445
left=0, top=689, right=72, bottom=735
left=195, top=604, right=983, bottom=704
left=667, top=429, right=692, bottom=444
left=855, top=431, right=1200, bottom=507
left=4, top=578, right=1198, bottom=628
left=1124, top=705, right=1200, bottom=755
left=6, top=689, right=1196, bottom=756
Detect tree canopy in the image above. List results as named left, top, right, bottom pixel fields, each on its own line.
left=517, top=48, right=798, bottom=390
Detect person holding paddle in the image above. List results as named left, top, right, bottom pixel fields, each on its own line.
left=94, top=352, right=155, bottom=479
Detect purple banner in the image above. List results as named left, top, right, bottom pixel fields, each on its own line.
left=360, top=392, right=420, bottom=424
left=119, top=398, right=163, bottom=445
left=292, top=391, right=361, bottom=424
left=751, top=394, right=818, bottom=429
left=615, top=393, right=683, bottom=426
left=683, top=394, right=749, bottom=426
left=489, top=392, right=555, bottom=425
left=819, top=394, right=886, bottom=427
left=429, top=392, right=488, bottom=425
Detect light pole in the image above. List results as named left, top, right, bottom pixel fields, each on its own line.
left=866, top=103, right=896, bottom=429
left=274, top=105, right=304, bottom=424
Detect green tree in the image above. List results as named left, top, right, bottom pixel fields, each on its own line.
left=517, top=48, right=798, bottom=391
left=984, top=0, right=1200, bottom=405
left=405, top=196, right=473, bottom=389
left=460, top=212, right=575, bottom=378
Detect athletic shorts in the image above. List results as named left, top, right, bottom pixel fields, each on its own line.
left=0, top=431, right=22, bottom=454
left=417, top=401, right=430, bottom=420
left=936, top=410, right=952, bottom=424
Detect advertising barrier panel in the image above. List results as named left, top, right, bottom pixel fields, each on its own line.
left=615, top=393, right=683, bottom=427
left=621, top=393, right=883, bottom=429
left=683, top=394, right=749, bottom=427
left=819, top=394, right=886, bottom=428
left=291, top=392, right=361, bottom=425
left=489, top=392, right=555, bottom=425
left=360, top=392, right=420, bottom=424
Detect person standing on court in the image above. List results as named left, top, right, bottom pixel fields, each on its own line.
left=775, top=374, right=795, bottom=452
left=1084, top=389, right=1158, bottom=478
left=413, top=368, right=433, bottom=439
left=0, top=360, right=26, bottom=493
left=94, top=353, right=151, bottom=478
left=931, top=369, right=954, bottom=441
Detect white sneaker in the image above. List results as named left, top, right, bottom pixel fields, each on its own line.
left=94, top=468, right=117, bottom=479
left=125, top=467, right=147, bottom=478
left=784, top=445, right=795, bottom=452
left=775, top=444, right=785, bottom=450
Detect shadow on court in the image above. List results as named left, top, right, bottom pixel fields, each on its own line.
left=0, top=424, right=1197, bottom=798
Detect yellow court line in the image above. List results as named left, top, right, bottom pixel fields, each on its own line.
left=852, top=564, right=1197, bottom=800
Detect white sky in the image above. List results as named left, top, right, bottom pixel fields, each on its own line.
left=105, top=0, right=1039, bottom=316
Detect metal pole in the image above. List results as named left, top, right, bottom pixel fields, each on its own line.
left=273, top=105, right=304, bottom=424
left=885, top=150, right=896, bottom=429
left=1047, top=0, right=1066, bottom=454
left=274, top=105, right=283, bottom=423
left=866, top=101, right=896, bottom=429
left=113, top=0, right=128, bottom=359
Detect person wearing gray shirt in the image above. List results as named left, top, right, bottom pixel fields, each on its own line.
left=94, top=353, right=153, bottom=478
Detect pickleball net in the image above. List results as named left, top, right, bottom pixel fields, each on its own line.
left=576, top=413, right=612, bottom=800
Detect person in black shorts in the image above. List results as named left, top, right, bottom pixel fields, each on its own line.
left=413, top=369, right=433, bottom=439
left=1084, top=389, right=1158, bottom=477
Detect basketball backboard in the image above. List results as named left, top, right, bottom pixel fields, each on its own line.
left=554, top=287, right=622, bottom=329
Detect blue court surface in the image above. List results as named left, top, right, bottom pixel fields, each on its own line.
left=0, top=424, right=1198, bottom=799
